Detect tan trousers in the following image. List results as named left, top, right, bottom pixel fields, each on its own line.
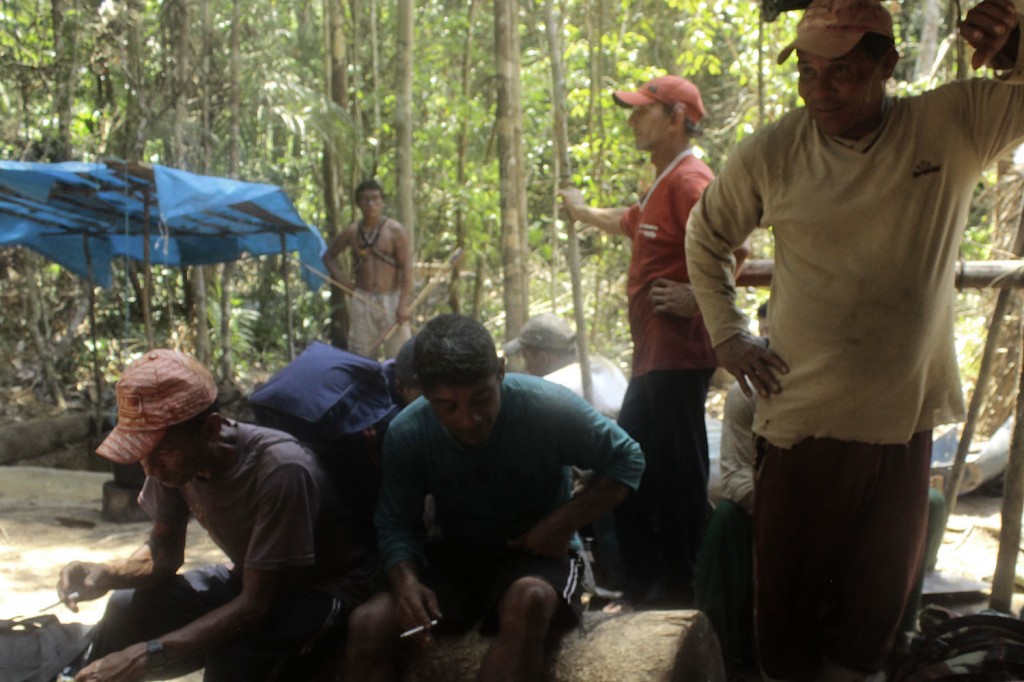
left=348, top=289, right=411, bottom=359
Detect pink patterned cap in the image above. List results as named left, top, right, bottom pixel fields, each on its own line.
left=778, top=0, right=894, bottom=64
left=96, top=350, right=218, bottom=464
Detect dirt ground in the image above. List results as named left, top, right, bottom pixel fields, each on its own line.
left=2, top=465, right=1022, bottom=680
left=0, top=466, right=222, bottom=681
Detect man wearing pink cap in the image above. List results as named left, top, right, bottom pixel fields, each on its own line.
left=561, top=75, right=745, bottom=609
left=55, top=349, right=377, bottom=681
left=687, top=0, right=1023, bottom=678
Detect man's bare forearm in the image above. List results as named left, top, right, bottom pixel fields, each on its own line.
left=571, top=205, right=628, bottom=235
left=103, top=523, right=185, bottom=590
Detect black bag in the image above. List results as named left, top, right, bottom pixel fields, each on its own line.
left=249, top=341, right=398, bottom=544
left=0, top=615, right=92, bottom=682
left=891, top=606, right=1024, bottom=681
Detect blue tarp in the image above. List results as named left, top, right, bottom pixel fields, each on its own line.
left=0, top=160, right=328, bottom=289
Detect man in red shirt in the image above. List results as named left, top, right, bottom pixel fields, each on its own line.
left=561, top=75, right=744, bottom=607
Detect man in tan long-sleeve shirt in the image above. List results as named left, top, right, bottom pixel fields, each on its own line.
left=685, top=0, right=1024, bottom=678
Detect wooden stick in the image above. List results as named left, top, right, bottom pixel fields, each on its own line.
left=302, top=264, right=391, bottom=315
left=367, top=248, right=465, bottom=355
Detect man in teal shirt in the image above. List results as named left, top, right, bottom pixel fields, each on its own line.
left=344, top=314, right=645, bottom=682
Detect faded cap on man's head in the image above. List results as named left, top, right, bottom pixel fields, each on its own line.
left=777, top=0, right=894, bottom=64
left=612, top=75, right=706, bottom=125
left=504, top=313, right=576, bottom=355
left=96, top=349, right=218, bottom=464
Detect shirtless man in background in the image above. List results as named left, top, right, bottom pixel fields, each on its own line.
left=324, top=179, right=414, bottom=359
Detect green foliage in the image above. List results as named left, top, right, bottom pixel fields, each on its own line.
left=0, top=0, right=1018, bottom=426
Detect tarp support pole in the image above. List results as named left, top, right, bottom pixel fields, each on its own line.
left=143, top=190, right=155, bottom=349
left=281, top=234, right=295, bottom=360
left=83, top=234, right=103, bottom=435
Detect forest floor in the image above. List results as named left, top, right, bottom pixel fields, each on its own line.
left=2, top=464, right=1022, bottom=682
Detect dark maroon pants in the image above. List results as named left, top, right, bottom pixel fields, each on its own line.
left=753, top=431, right=932, bottom=680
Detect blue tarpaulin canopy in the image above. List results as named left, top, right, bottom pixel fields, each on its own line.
left=0, top=160, right=328, bottom=289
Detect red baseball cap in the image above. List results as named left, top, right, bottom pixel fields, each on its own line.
left=96, top=349, right=218, bottom=464
left=778, top=0, right=894, bottom=64
left=613, top=75, right=706, bottom=125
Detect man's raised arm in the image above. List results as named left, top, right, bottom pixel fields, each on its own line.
left=559, top=187, right=628, bottom=236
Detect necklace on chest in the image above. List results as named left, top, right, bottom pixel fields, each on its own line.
left=357, top=217, right=386, bottom=258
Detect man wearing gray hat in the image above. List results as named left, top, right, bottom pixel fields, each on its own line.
left=504, top=313, right=627, bottom=419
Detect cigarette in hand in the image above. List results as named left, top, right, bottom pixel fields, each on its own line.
left=399, top=619, right=439, bottom=638
left=40, top=592, right=79, bottom=612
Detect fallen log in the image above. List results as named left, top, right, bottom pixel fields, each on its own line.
left=402, top=609, right=724, bottom=682
left=0, top=414, right=93, bottom=465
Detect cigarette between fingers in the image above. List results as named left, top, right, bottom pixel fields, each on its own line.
left=40, top=591, right=79, bottom=612
left=399, top=619, right=439, bottom=638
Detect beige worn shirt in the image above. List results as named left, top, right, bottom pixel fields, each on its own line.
left=687, top=56, right=1024, bottom=448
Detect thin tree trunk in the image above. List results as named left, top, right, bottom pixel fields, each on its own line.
left=916, top=0, right=943, bottom=80
left=229, top=0, right=242, bottom=175
left=349, top=0, right=365, bottom=177
left=51, top=0, right=78, bottom=160
left=370, top=0, right=382, bottom=172
left=324, top=0, right=350, bottom=347
left=219, top=0, right=243, bottom=381
left=450, top=0, right=479, bottom=315
left=170, top=0, right=210, bottom=362
left=396, top=0, right=415, bottom=241
left=511, top=0, right=528, bottom=322
left=123, top=0, right=147, bottom=161
left=23, top=254, right=67, bottom=409
left=200, top=0, right=212, bottom=174
left=544, top=0, right=593, bottom=405
left=586, top=0, right=606, bottom=192
left=494, top=0, right=528, bottom=338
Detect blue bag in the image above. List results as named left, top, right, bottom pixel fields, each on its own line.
left=248, top=341, right=399, bottom=544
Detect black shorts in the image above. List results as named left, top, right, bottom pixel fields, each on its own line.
left=420, top=539, right=584, bottom=636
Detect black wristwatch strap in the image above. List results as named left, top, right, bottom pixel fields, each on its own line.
left=146, top=640, right=167, bottom=670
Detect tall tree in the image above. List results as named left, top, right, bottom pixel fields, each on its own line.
left=494, top=0, right=528, bottom=338
left=324, top=0, right=351, bottom=347
left=450, top=0, right=480, bottom=315
left=544, top=0, right=593, bottom=404
left=50, top=0, right=78, bottom=160
left=396, top=0, right=415, bottom=241
left=916, top=0, right=945, bottom=80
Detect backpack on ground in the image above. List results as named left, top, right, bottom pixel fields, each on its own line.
left=248, top=341, right=398, bottom=544
left=0, top=615, right=92, bottom=682
left=891, top=605, right=1024, bottom=681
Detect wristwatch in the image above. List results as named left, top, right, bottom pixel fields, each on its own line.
left=146, top=640, right=168, bottom=670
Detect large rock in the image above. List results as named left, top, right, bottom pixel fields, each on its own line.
left=403, top=609, right=725, bottom=682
